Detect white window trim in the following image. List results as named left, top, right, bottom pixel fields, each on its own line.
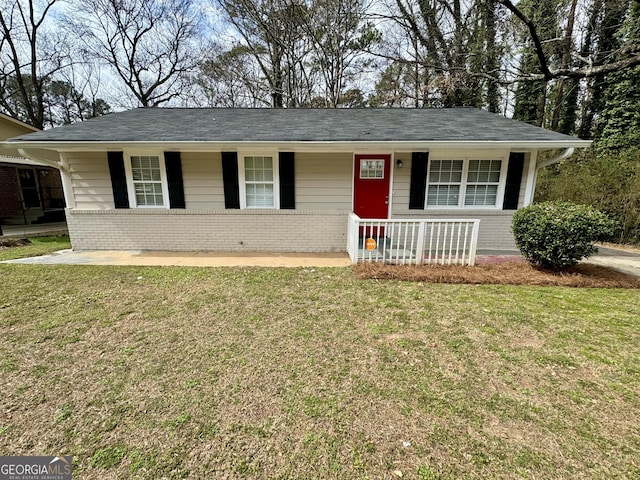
left=359, top=158, right=386, bottom=179
left=238, top=152, right=280, bottom=209
left=123, top=151, right=170, bottom=209
left=425, top=150, right=509, bottom=210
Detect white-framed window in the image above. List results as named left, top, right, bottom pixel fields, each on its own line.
left=464, top=159, right=502, bottom=206
left=124, top=152, right=169, bottom=208
left=239, top=154, right=279, bottom=209
left=427, top=159, right=463, bottom=206
left=426, top=152, right=508, bottom=209
left=359, top=159, right=385, bottom=179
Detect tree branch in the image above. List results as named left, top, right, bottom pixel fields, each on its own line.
left=497, top=0, right=553, bottom=80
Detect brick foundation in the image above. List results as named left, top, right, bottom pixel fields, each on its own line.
left=66, top=209, right=349, bottom=252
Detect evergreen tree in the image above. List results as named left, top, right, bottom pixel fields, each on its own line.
left=596, top=0, right=640, bottom=152
left=512, top=0, right=560, bottom=126
left=578, top=0, right=629, bottom=138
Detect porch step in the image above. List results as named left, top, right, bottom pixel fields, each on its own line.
left=384, top=248, right=415, bottom=261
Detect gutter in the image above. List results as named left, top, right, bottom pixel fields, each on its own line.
left=531, top=147, right=575, bottom=198
left=3, top=139, right=592, bottom=153
left=536, top=147, right=575, bottom=170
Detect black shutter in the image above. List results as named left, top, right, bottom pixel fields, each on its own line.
left=164, top=151, right=185, bottom=209
left=409, top=152, right=429, bottom=209
left=502, top=152, right=525, bottom=210
left=107, top=151, right=129, bottom=209
left=279, top=152, right=295, bottom=209
left=221, top=152, right=240, bottom=209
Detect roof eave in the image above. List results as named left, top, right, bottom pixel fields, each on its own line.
left=4, top=139, right=592, bottom=152
left=0, top=112, right=40, bottom=132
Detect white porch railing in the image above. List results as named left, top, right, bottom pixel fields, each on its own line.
left=347, top=213, right=480, bottom=266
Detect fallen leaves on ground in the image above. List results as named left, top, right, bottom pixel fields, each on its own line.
left=354, top=262, right=640, bottom=288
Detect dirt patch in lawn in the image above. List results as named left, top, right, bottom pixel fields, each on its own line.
left=354, top=262, right=640, bottom=288
left=0, top=238, right=31, bottom=248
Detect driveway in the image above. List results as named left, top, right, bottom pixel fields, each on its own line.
left=585, top=245, right=640, bottom=277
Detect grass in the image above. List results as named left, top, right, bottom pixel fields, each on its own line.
left=1, top=264, right=639, bottom=479
left=0, top=235, right=70, bottom=261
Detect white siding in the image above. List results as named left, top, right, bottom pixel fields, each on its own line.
left=391, top=153, right=412, bottom=211
left=390, top=150, right=527, bottom=250
left=65, top=150, right=353, bottom=211
left=181, top=151, right=224, bottom=209
left=295, top=152, right=352, bottom=210
left=63, top=148, right=528, bottom=252
left=67, top=151, right=114, bottom=209
left=518, top=152, right=531, bottom=208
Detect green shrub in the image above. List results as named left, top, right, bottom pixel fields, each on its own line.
left=512, top=201, right=616, bottom=269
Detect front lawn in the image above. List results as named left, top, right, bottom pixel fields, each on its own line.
left=1, top=265, right=638, bottom=479
left=0, top=235, right=70, bottom=261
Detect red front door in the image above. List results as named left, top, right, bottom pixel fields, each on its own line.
left=353, top=154, right=391, bottom=219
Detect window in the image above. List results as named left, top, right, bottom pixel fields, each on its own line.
left=427, top=160, right=463, bottom=206
left=243, top=155, right=276, bottom=208
left=123, top=153, right=169, bottom=208
left=130, top=155, right=164, bottom=206
left=465, top=159, right=501, bottom=206
left=425, top=154, right=507, bottom=209
left=360, top=159, right=385, bottom=179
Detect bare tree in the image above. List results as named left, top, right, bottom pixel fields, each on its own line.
left=381, top=0, right=504, bottom=108
left=196, top=43, right=270, bottom=107
left=214, top=0, right=316, bottom=107
left=0, top=0, right=68, bottom=128
left=69, top=0, right=204, bottom=107
left=303, top=0, right=379, bottom=107
left=213, top=0, right=376, bottom=108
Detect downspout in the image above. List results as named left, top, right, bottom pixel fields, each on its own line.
left=531, top=147, right=574, bottom=201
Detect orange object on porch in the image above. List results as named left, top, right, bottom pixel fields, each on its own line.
left=365, top=238, right=377, bottom=250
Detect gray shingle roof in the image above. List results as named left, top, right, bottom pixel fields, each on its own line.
left=7, top=107, right=585, bottom=144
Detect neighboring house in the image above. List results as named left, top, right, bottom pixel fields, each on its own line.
left=0, top=112, right=65, bottom=226
left=4, top=108, right=589, bottom=260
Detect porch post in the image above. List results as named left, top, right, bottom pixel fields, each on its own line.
left=415, top=221, right=425, bottom=265
left=58, top=153, right=76, bottom=209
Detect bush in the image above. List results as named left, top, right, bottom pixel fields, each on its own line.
left=512, top=201, right=617, bottom=269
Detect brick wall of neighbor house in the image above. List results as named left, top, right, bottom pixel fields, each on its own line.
left=0, top=165, right=21, bottom=219
left=66, top=209, right=349, bottom=252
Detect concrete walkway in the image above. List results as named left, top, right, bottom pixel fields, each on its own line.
left=2, top=243, right=639, bottom=274
left=2, top=249, right=353, bottom=267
